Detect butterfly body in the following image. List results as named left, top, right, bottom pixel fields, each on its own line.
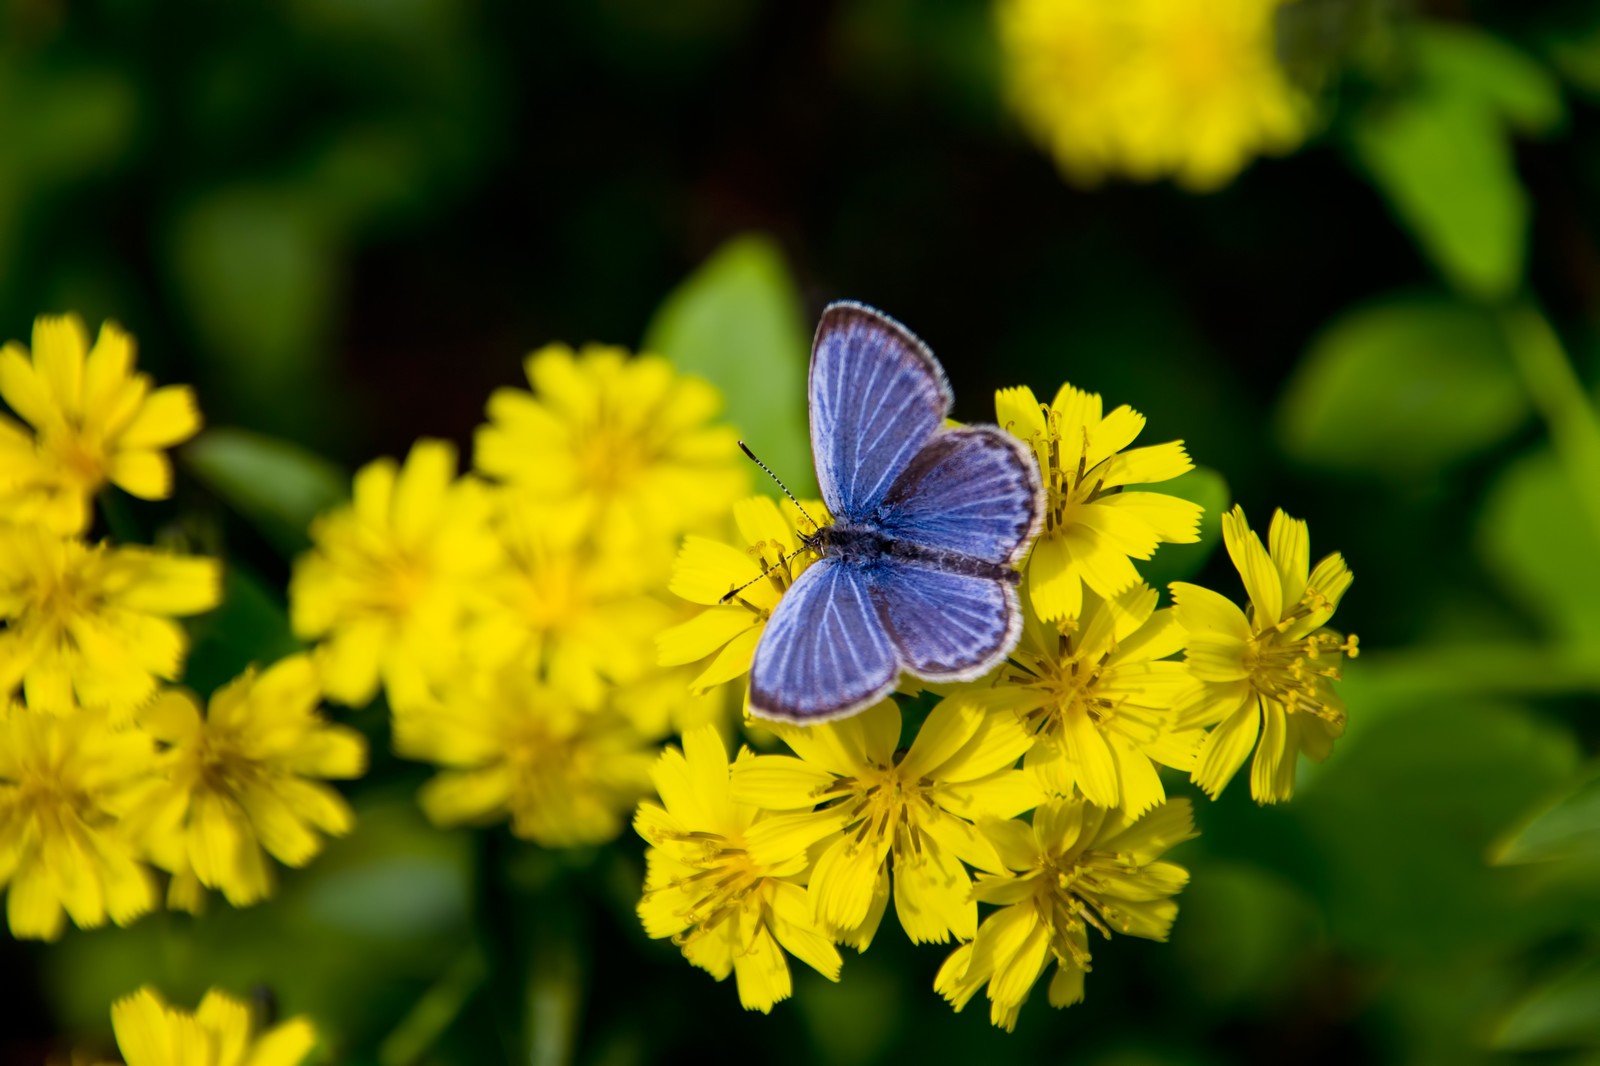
left=747, top=302, right=1043, bottom=725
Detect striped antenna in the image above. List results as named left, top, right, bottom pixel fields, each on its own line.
left=737, top=441, right=820, bottom=532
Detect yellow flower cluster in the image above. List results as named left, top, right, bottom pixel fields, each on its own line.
left=997, top=0, right=1312, bottom=192
left=0, top=314, right=363, bottom=940
left=651, top=379, right=1355, bottom=1027
left=93, top=985, right=316, bottom=1066
left=289, top=342, right=748, bottom=847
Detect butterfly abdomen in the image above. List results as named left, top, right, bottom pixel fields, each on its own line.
left=821, top=524, right=1021, bottom=585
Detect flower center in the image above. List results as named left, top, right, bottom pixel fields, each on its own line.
left=1243, top=589, right=1360, bottom=723
left=1035, top=405, right=1117, bottom=534
left=657, top=832, right=765, bottom=944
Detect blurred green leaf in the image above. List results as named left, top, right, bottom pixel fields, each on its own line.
left=1351, top=26, right=1561, bottom=300
left=1276, top=295, right=1527, bottom=475
left=1494, top=959, right=1600, bottom=1051
left=1479, top=447, right=1600, bottom=649
left=1415, top=24, right=1565, bottom=135
left=1142, top=466, right=1227, bottom=589
left=1493, top=767, right=1600, bottom=866
left=643, top=233, right=814, bottom=497
left=184, top=565, right=302, bottom=695
left=185, top=427, right=348, bottom=555
left=1169, top=861, right=1322, bottom=1009
left=168, top=188, right=339, bottom=438
left=1295, top=702, right=1579, bottom=962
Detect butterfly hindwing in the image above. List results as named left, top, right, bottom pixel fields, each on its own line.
left=870, top=562, right=1019, bottom=681
left=876, top=425, right=1043, bottom=566
left=748, top=557, right=900, bottom=722
left=810, top=302, right=952, bottom=521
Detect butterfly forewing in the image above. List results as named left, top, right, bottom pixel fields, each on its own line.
left=748, top=558, right=900, bottom=722
left=810, top=302, right=953, bottom=521
left=876, top=426, right=1043, bottom=567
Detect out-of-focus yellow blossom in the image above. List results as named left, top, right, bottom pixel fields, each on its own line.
left=636, top=726, right=842, bottom=1013
left=1173, top=505, right=1355, bottom=804
left=997, top=0, right=1311, bottom=191
left=936, top=797, right=1195, bottom=1030
left=0, top=705, right=155, bottom=940
left=0, top=527, right=220, bottom=717
left=0, top=314, right=201, bottom=534
left=395, top=667, right=654, bottom=848
left=731, top=699, right=1038, bottom=947
left=657, top=495, right=823, bottom=694
left=997, top=384, right=1200, bottom=623
left=466, top=494, right=674, bottom=709
left=99, top=986, right=316, bottom=1066
left=974, top=583, right=1201, bottom=814
left=122, top=656, right=365, bottom=910
left=474, top=343, right=747, bottom=549
left=613, top=664, right=730, bottom=742
left=290, top=439, right=502, bottom=711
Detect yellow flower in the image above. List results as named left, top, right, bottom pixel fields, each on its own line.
left=474, top=343, right=747, bottom=549
left=731, top=699, right=1038, bottom=947
left=1173, top=505, right=1356, bottom=804
left=997, top=383, right=1200, bottom=623
left=0, top=705, right=156, bottom=940
left=395, top=667, right=655, bottom=848
left=0, top=314, right=201, bottom=534
left=123, top=656, right=365, bottom=909
left=998, top=0, right=1311, bottom=191
left=935, top=797, right=1195, bottom=1030
left=102, top=986, right=316, bottom=1066
left=289, top=439, right=502, bottom=710
left=979, top=583, right=1201, bottom=813
left=465, top=494, right=674, bottom=709
left=635, top=726, right=842, bottom=1012
left=657, top=495, right=823, bottom=694
left=0, top=527, right=221, bottom=717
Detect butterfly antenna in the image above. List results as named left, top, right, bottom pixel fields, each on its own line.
left=737, top=441, right=820, bottom=533
left=718, top=544, right=809, bottom=604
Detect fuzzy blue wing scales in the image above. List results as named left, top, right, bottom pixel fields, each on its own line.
left=875, top=426, right=1043, bottom=566
left=810, top=302, right=953, bottom=521
left=871, top=563, right=1020, bottom=682
left=748, top=558, right=900, bottom=723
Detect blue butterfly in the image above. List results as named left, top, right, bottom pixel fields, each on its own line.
left=747, top=301, right=1045, bottom=723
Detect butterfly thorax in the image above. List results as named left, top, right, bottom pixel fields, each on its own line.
left=808, top=521, right=1021, bottom=585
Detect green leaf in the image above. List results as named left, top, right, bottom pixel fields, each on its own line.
left=184, top=427, right=348, bottom=555
left=1276, top=295, right=1528, bottom=476
left=1494, top=768, right=1600, bottom=866
left=1140, top=466, right=1228, bottom=589
left=1350, top=26, right=1562, bottom=300
left=1416, top=24, right=1565, bottom=135
left=1294, top=702, right=1579, bottom=962
left=1352, top=95, right=1527, bottom=300
left=1478, top=447, right=1600, bottom=649
left=183, top=565, right=301, bottom=695
left=1494, top=958, right=1600, bottom=1051
left=643, top=233, right=814, bottom=497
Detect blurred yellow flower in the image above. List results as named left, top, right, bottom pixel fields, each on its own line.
left=289, top=439, right=502, bottom=710
left=636, top=726, right=842, bottom=1012
left=936, top=797, right=1195, bottom=1030
left=102, top=985, right=316, bottom=1066
left=975, top=583, right=1201, bottom=814
left=657, top=495, right=822, bottom=694
left=997, top=383, right=1199, bottom=623
left=395, top=668, right=654, bottom=848
left=731, top=698, right=1038, bottom=948
left=124, top=656, right=365, bottom=910
left=466, top=494, right=674, bottom=709
left=0, top=314, right=201, bottom=534
left=0, top=705, right=155, bottom=940
left=0, top=527, right=220, bottom=717
left=474, top=343, right=747, bottom=549
left=1173, top=505, right=1356, bottom=804
left=998, top=0, right=1311, bottom=191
